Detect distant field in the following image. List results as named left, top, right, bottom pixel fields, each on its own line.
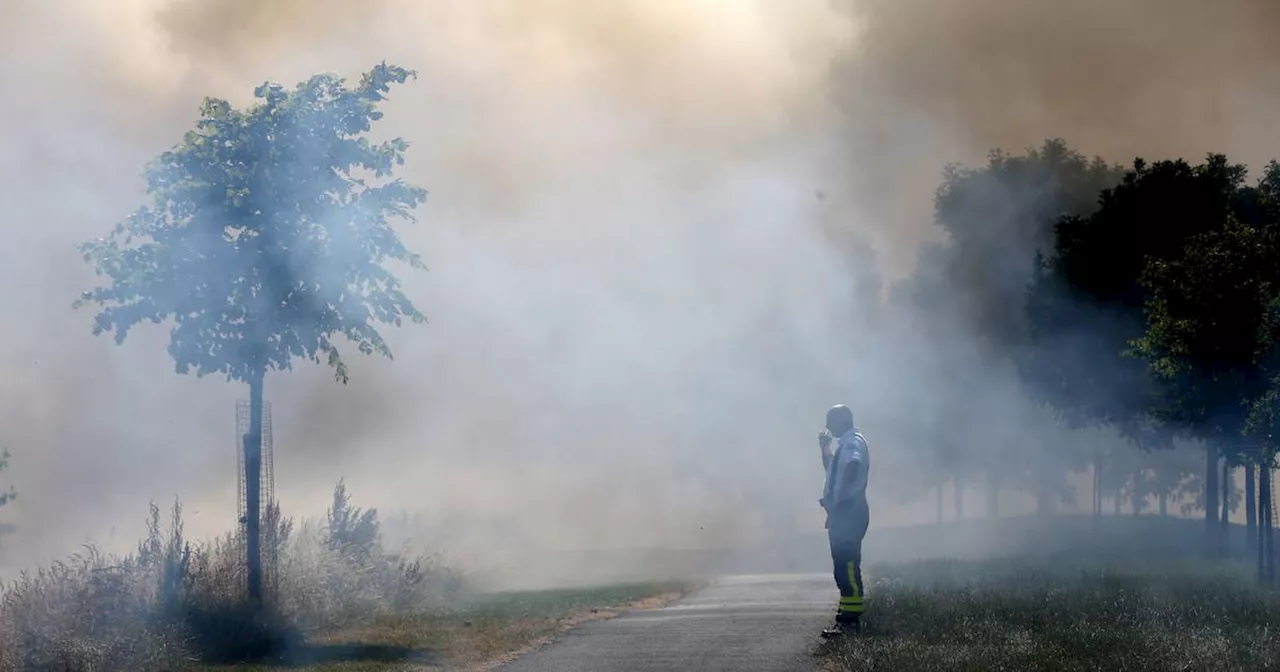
left=197, top=581, right=693, bottom=672
left=816, top=556, right=1280, bottom=672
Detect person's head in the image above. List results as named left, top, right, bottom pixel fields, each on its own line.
left=825, top=404, right=854, bottom=436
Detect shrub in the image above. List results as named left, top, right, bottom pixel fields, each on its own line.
left=0, top=482, right=468, bottom=670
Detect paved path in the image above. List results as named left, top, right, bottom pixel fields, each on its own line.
left=498, top=574, right=834, bottom=672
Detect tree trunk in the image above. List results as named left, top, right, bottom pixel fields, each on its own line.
left=936, top=481, right=943, bottom=525
left=1258, top=464, right=1265, bottom=581
left=985, top=470, right=998, bottom=518
left=1093, top=450, right=1103, bottom=518
left=1159, top=491, right=1168, bottom=517
left=1260, top=466, right=1274, bottom=582
left=1205, top=446, right=1220, bottom=555
left=1036, top=477, right=1053, bottom=516
left=954, top=476, right=964, bottom=519
left=1246, top=463, right=1257, bottom=554
left=1113, top=492, right=1121, bottom=516
left=245, top=370, right=265, bottom=606
left=1267, top=467, right=1276, bottom=582
left=1222, top=459, right=1231, bottom=524
left=1221, top=458, right=1231, bottom=557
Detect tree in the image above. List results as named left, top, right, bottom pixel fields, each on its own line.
left=902, top=139, right=1123, bottom=513
left=1032, top=155, right=1258, bottom=552
left=1135, top=159, right=1280, bottom=555
left=0, top=449, right=15, bottom=538
left=76, top=63, right=428, bottom=604
left=1245, top=385, right=1280, bottom=580
left=1143, top=441, right=1203, bottom=517
left=930, top=139, right=1123, bottom=354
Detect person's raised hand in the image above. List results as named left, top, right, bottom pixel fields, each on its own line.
left=818, top=429, right=834, bottom=451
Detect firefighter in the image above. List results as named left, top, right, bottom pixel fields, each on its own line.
left=817, top=404, right=870, bottom=637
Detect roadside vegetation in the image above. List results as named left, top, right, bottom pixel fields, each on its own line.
left=817, top=554, right=1280, bottom=672
left=0, top=482, right=689, bottom=671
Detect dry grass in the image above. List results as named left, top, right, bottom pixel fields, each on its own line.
left=817, top=556, right=1280, bottom=672
left=0, top=482, right=692, bottom=672
left=201, top=582, right=692, bottom=672
left=0, top=483, right=471, bottom=671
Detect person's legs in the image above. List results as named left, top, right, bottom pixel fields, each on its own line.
left=822, top=527, right=855, bottom=637
left=846, top=500, right=869, bottom=618
left=828, top=530, right=855, bottom=619
left=827, top=506, right=867, bottom=627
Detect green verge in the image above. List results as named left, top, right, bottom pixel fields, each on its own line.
left=816, top=557, right=1280, bottom=672
left=198, top=580, right=695, bottom=672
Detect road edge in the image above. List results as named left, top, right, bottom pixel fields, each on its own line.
left=471, top=584, right=702, bottom=672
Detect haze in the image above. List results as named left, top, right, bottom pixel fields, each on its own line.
left=0, top=0, right=1277, bottom=586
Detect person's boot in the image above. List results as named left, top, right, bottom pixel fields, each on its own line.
left=820, top=616, right=860, bottom=638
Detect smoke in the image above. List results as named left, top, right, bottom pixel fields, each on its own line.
left=0, top=0, right=1276, bottom=585
left=834, top=0, right=1280, bottom=271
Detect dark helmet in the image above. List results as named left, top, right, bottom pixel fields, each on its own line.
left=826, top=404, right=854, bottom=431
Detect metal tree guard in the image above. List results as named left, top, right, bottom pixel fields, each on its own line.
left=236, top=399, right=279, bottom=602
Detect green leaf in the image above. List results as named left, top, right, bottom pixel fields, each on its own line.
left=76, top=63, right=428, bottom=386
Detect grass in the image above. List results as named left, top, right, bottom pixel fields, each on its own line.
left=198, top=581, right=693, bottom=672
left=816, top=555, right=1280, bottom=672
left=0, top=482, right=692, bottom=671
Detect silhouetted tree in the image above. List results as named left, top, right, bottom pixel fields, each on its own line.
left=0, top=449, right=14, bottom=540
left=1245, top=386, right=1280, bottom=581
left=906, top=139, right=1123, bottom=511
left=76, top=63, right=428, bottom=604
left=1033, top=154, right=1266, bottom=553
left=1136, top=158, right=1280, bottom=554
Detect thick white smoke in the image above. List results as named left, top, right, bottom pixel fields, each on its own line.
left=0, top=0, right=1276, bottom=585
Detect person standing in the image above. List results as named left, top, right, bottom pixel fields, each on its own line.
left=818, top=404, right=870, bottom=637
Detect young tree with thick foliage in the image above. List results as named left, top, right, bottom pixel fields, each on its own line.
left=1034, top=154, right=1269, bottom=553
left=76, top=63, right=428, bottom=604
left=904, top=139, right=1122, bottom=514
left=1136, top=163, right=1280, bottom=560
left=1245, top=383, right=1280, bottom=580
left=0, top=449, right=14, bottom=539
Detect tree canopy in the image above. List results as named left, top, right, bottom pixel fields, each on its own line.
left=76, top=63, right=427, bottom=387
left=75, top=62, right=429, bottom=604
left=897, top=139, right=1124, bottom=513
left=0, top=449, right=13, bottom=510
left=891, top=138, right=1280, bottom=563
left=0, top=449, right=14, bottom=540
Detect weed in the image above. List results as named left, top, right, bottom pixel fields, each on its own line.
left=0, top=483, right=469, bottom=671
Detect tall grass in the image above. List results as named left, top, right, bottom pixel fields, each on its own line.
left=0, top=483, right=469, bottom=671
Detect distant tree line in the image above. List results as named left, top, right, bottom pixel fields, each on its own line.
left=0, top=449, right=14, bottom=540
left=881, top=139, right=1279, bottom=578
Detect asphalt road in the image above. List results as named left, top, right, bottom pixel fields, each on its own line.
left=497, top=573, right=835, bottom=672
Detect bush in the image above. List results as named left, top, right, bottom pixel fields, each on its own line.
left=0, top=482, right=469, bottom=670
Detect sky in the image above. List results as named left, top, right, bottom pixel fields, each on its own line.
left=0, top=0, right=1277, bottom=582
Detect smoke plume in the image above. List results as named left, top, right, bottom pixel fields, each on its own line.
left=0, top=0, right=1276, bottom=585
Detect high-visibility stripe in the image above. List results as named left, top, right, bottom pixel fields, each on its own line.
left=840, top=560, right=865, bottom=612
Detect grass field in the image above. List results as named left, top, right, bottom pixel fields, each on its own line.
left=196, top=581, right=693, bottom=672
left=816, top=556, right=1280, bottom=672
left=0, top=490, right=694, bottom=671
